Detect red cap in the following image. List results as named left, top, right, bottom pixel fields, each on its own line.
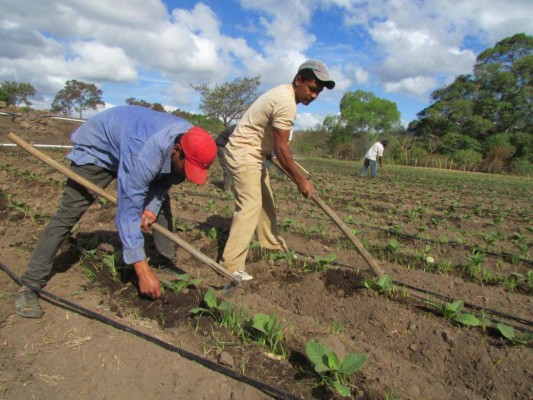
left=181, top=127, right=217, bottom=185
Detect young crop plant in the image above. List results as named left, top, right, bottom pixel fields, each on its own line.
left=426, top=299, right=480, bottom=327
left=278, top=217, right=295, bottom=232
left=190, top=288, right=250, bottom=341
left=204, top=226, right=219, bottom=240
left=305, top=340, right=367, bottom=398
left=313, top=253, right=337, bottom=271
left=161, top=274, right=202, bottom=294
left=190, top=288, right=231, bottom=322
left=102, top=251, right=122, bottom=282
left=496, top=323, right=533, bottom=346
left=251, top=313, right=287, bottom=357
left=465, top=251, right=486, bottom=281
left=364, top=274, right=393, bottom=295
left=385, top=239, right=399, bottom=253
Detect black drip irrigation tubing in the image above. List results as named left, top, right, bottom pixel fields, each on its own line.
left=325, top=258, right=533, bottom=330
left=392, top=279, right=533, bottom=328
left=170, top=215, right=533, bottom=326
left=0, top=261, right=301, bottom=400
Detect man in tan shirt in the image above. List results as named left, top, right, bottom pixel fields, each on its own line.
left=222, top=60, right=335, bottom=280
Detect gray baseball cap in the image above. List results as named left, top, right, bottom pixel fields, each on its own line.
left=298, top=59, right=335, bottom=90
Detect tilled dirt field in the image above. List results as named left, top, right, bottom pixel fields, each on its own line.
left=0, top=112, right=532, bottom=400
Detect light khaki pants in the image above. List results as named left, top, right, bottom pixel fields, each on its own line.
left=221, top=167, right=287, bottom=272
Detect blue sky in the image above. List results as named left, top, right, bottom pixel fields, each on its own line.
left=2, top=0, right=532, bottom=130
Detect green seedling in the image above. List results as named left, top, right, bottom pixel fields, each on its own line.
left=305, top=340, right=367, bottom=398
left=204, top=198, right=216, bottom=212
left=496, top=323, right=533, bottom=346
left=313, top=254, right=337, bottom=271
left=102, top=251, right=121, bottom=281
left=190, top=288, right=231, bottom=321
left=385, top=239, right=399, bottom=253
left=364, top=274, right=393, bottom=294
left=161, top=274, right=202, bottom=294
left=190, top=288, right=249, bottom=340
left=205, top=226, right=219, bottom=239
left=252, top=313, right=286, bottom=356
left=426, top=299, right=480, bottom=326
left=279, top=217, right=295, bottom=232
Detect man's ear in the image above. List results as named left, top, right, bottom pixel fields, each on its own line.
left=173, top=144, right=186, bottom=160
left=294, top=74, right=301, bottom=87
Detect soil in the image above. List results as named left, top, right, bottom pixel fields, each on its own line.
left=0, top=110, right=532, bottom=400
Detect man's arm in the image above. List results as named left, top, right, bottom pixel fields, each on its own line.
left=273, top=128, right=314, bottom=198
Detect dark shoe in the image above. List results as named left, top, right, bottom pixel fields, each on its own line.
left=15, top=287, right=44, bottom=318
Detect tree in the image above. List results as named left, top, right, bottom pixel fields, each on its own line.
left=1, top=81, right=36, bottom=106
left=0, top=86, right=13, bottom=105
left=171, top=109, right=224, bottom=135
left=324, top=90, right=401, bottom=149
left=191, top=76, right=261, bottom=127
left=125, top=97, right=152, bottom=108
left=409, top=33, right=533, bottom=166
left=51, top=80, right=105, bottom=118
left=125, top=97, right=166, bottom=112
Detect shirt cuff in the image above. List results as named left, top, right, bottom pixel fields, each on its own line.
left=123, top=247, right=147, bottom=265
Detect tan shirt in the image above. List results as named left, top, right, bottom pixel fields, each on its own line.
left=225, top=84, right=296, bottom=172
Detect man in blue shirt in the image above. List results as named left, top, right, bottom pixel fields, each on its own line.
left=15, top=106, right=217, bottom=318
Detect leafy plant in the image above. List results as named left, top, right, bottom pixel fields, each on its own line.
left=252, top=313, right=286, bottom=356
left=161, top=274, right=202, bottom=294
left=313, top=254, right=337, bottom=271
left=102, top=251, right=122, bottom=281
left=279, top=217, right=295, bottom=232
left=305, top=341, right=367, bottom=398
left=190, top=288, right=231, bottom=321
left=426, top=299, right=480, bottom=326
left=496, top=323, right=533, bottom=346
left=190, top=288, right=250, bottom=341
left=385, top=239, right=399, bottom=253
left=364, top=274, right=393, bottom=294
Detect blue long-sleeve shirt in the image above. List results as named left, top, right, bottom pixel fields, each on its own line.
left=67, top=106, right=193, bottom=264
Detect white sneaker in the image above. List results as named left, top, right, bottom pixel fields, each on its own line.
left=232, top=271, right=253, bottom=281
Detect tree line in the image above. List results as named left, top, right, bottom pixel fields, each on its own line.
left=2, top=33, right=531, bottom=174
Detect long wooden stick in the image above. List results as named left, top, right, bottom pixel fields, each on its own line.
left=381, top=165, right=394, bottom=181
left=7, top=132, right=239, bottom=285
left=271, top=158, right=384, bottom=277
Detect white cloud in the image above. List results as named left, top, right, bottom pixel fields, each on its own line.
left=354, top=68, right=369, bottom=84
left=294, top=112, right=326, bottom=130
left=384, top=76, right=438, bottom=96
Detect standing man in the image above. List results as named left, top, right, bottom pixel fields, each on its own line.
left=215, top=124, right=236, bottom=192
left=221, top=60, right=335, bottom=281
left=359, top=140, right=389, bottom=179
left=15, top=105, right=217, bottom=318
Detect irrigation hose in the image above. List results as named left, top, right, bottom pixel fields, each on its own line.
left=0, top=261, right=301, bottom=400
left=326, top=258, right=533, bottom=329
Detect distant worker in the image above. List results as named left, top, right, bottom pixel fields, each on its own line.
left=359, top=140, right=389, bottom=179
left=15, top=105, right=217, bottom=318
left=215, top=124, right=236, bottom=192
left=221, top=59, right=335, bottom=281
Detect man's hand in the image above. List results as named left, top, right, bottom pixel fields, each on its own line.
left=133, top=259, right=161, bottom=299
left=297, top=179, right=315, bottom=199
left=141, top=209, right=157, bottom=232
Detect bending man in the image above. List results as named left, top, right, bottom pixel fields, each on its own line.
left=15, top=105, right=217, bottom=318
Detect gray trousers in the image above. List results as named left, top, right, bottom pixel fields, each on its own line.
left=217, top=145, right=233, bottom=192
left=21, top=163, right=175, bottom=288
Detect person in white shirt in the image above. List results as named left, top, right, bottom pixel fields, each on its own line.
left=359, top=140, right=389, bottom=178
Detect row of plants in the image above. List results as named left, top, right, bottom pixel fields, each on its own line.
left=363, top=274, right=533, bottom=346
